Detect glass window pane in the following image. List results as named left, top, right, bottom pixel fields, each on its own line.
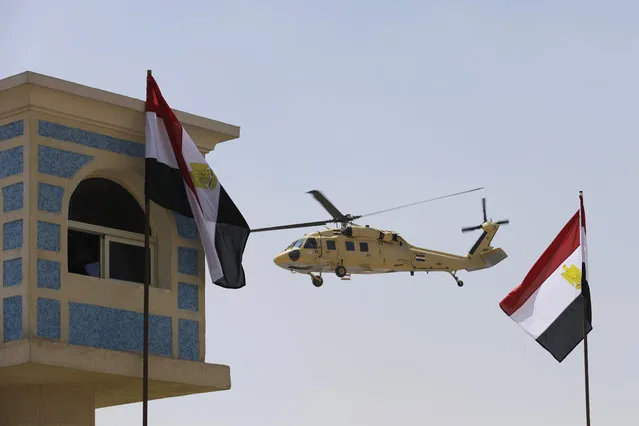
left=303, top=238, right=317, bottom=249
left=109, top=241, right=146, bottom=284
left=69, top=178, right=146, bottom=234
left=68, top=229, right=101, bottom=277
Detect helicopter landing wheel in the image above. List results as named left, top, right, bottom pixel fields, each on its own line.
left=449, top=271, right=464, bottom=287
left=309, top=273, right=323, bottom=287
left=335, top=265, right=347, bottom=278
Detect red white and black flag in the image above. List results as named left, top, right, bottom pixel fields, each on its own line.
left=499, top=193, right=591, bottom=362
left=144, top=74, right=249, bottom=289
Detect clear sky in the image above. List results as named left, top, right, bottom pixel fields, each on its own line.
left=3, top=1, right=638, bottom=425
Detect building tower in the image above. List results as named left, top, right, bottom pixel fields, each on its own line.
left=0, top=71, right=238, bottom=425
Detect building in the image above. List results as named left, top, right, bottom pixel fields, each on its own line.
left=0, top=71, right=239, bottom=425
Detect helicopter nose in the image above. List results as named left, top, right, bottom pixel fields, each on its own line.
left=273, top=252, right=290, bottom=267
left=273, top=249, right=301, bottom=267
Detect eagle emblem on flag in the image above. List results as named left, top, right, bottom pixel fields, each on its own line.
left=561, top=264, right=581, bottom=289
left=189, top=163, right=218, bottom=190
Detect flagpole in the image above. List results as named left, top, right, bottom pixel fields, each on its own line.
left=143, top=69, right=152, bottom=426
left=579, top=191, right=591, bottom=426
left=583, top=266, right=590, bottom=426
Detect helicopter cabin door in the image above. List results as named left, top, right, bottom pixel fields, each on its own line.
left=302, top=237, right=320, bottom=257
left=323, top=237, right=339, bottom=265
left=344, top=239, right=375, bottom=272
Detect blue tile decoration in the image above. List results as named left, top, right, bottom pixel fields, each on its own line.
left=3, top=295, right=22, bottom=341
left=38, top=145, right=93, bottom=179
left=38, top=183, right=64, bottom=213
left=3, top=219, right=23, bottom=250
left=0, top=120, right=24, bottom=141
left=37, top=298, right=61, bottom=340
left=174, top=212, right=198, bottom=240
left=178, top=247, right=198, bottom=276
left=37, top=259, right=61, bottom=290
left=3, top=182, right=23, bottom=212
left=69, top=302, right=173, bottom=356
left=0, top=146, right=24, bottom=179
left=178, top=282, right=198, bottom=312
left=179, top=319, right=199, bottom=361
left=3, top=258, right=22, bottom=287
left=38, top=120, right=145, bottom=158
left=37, top=221, right=60, bottom=251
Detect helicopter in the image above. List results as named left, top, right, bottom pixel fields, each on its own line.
left=251, top=187, right=509, bottom=288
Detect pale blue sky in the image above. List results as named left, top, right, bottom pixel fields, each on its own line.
left=3, top=1, right=639, bottom=425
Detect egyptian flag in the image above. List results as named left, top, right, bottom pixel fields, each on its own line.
left=499, top=194, right=591, bottom=362
left=144, top=73, right=249, bottom=289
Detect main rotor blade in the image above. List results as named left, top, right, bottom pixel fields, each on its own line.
left=306, top=190, right=345, bottom=220
left=482, top=198, right=487, bottom=222
left=359, top=187, right=485, bottom=219
left=251, top=219, right=332, bottom=233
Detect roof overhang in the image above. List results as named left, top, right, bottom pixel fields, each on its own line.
left=0, top=71, right=240, bottom=154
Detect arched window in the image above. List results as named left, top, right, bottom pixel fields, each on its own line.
left=67, top=178, right=154, bottom=285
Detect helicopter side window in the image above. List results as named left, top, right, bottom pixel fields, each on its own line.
left=345, top=241, right=355, bottom=251
left=303, top=238, right=318, bottom=249
left=326, top=240, right=336, bottom=250
left=359, top=242, right=369, bottom=252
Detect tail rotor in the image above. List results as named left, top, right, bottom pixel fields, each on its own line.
left=462, top=197, right=510, bottom=233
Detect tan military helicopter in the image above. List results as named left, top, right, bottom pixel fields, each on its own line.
left=251, top=188, right=509, bottom=287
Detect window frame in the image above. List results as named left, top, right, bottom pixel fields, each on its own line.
left=68, top=219, right=157, bottom=287
left=287, top=239, right=304, bottom=250
left=359, top=242, right=369, bottom=252
left=345, top=241, right=355, bottom=251
left=326, top=240, right=336, bottom=250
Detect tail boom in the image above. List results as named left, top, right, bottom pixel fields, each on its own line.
left=463, top=222, right=507, bottom=271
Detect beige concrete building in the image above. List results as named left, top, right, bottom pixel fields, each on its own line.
left=0, top=71, right=240, bottom=425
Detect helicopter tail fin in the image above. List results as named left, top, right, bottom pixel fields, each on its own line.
left=465, top=224, right=508, bottom=271
left=468, top=246, right=508, bottom=271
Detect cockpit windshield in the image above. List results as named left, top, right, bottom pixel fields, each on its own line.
left=286, top=239, right=304, bottom=250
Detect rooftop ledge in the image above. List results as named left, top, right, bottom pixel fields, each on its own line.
left=0, top=71, right=240, bottom=154
left=0, top=339, right=231, bottom=409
